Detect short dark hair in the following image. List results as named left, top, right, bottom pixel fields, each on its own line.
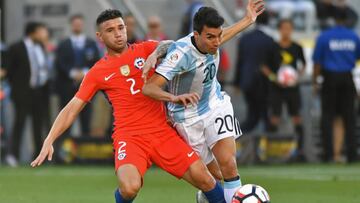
left=96, top=9, right=123, bottom=26
left=333, top=7, right=347, bottom=21
left=193, top=7, right=224, bottom=34
left=25, top=22, right=46, bottom=36
left=278, top=19, right=293, bottom=29
left=69, top=14, right=84, bottom=23
left=257, top=10, right=269, bottom=25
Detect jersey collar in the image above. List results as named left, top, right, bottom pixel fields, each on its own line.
left=191, top=36, right=207, bottom=55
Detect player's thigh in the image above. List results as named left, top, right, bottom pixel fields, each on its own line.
left=175, top=121, right=214, bottom=165
left=211, top=137, right=238, bottom=178
left=211, top=136, right=236, bottom=161
left=205, top=95, right=242, bottom=149
left=113, top=136, right=151, bottom=179
left=151, top=128, right=199, bottom=179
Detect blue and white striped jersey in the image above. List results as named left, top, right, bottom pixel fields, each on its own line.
left=156, top=33, right=224, bottom=123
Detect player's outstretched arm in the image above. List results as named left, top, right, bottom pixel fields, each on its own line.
left=142, top=74, right=200, bottom=106
left=142, top=40, right=174, bottom=81
left=221, top=0, right=265, bottom=45
left=31, top=97, right=87, bottom=167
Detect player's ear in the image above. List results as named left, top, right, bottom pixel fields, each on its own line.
left=193, top=31, right=200, bottom=39
left=96, top=31, right=103, bottom=43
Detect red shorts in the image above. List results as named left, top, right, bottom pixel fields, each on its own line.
left=113, top=127, right=199, bottom=179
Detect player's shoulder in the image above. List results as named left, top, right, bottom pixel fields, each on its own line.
left=174, top=34, right=192, bottom=51
left=132, top=40, right=158, bottom=48
left=91, top=56, right=108, bottom=68
left=85, top=57, right=108, bottom=76
left=291, top=42, right=303, bottom=49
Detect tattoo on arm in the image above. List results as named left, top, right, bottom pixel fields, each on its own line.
left=155, top=40, right=174, bottom=58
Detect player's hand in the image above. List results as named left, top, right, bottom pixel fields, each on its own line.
left=31, top=139, right=54, bottom=167
left=142, top=53, right=158, bottom=83
left=246, top=0, right=265, bottom=23
left=171, top=93, right=200, bottom=107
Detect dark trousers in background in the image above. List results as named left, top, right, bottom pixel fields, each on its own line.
left=321, top=70, right=357, bottom=162
left=9, top=84, right=49, bottom=160
left=241, top=78, right=269, bottom=133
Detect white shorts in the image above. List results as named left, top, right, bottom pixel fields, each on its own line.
left=174, top=94, right=242, bottom=164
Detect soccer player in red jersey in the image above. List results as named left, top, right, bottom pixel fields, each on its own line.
left=31, top=9, right=226, bottom=203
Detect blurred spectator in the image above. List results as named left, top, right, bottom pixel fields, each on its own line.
left=124, top=14, right=139, bottom=44
left=0, top=41, right=7, bottom=159
left=333, top=117, right=346, bottom=163
left=315, top=0, right=358, bottom=30
left=336, top=0, right=358, bottom=29
left=267, top=0, right=315, bottom=32
left=55, top=14, right=100, bottom=136
left=144, top=16, right=168, bottom=41
left=314, top=0, right=337, bottom=30
left=234, top=11, right=281, bottom=133
left=269, top=19, right=306, bottom=161
left=217, top=49, right=231, bottom=86
left=5, top=22, right=50, bottom=166
left=179, top=0, right=203, bottom=37
left=312, top=7, right=360, bottom=163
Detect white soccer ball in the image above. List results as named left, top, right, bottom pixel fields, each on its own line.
left=232, top=184, right=270, bottom=203
left=277, top=65, right=298, bottom=87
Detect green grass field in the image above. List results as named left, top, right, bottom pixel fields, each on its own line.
left=1, top=164, right=359, bottom=203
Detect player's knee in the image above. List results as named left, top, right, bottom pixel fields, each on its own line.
left=189, top=161, right=216, bottom=191
left=217, top=156, right=237, bottom=177
left=195, top=173, right=216, bottom=191
left=119, top=179, right=141, bottom=199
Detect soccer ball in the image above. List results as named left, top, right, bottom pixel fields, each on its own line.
left=277, top=65, right=298, bottom=87
left=232, top=184, right=270, bottom=203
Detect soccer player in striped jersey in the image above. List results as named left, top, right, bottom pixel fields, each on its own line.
left=142, top=1, right=265, bottom=202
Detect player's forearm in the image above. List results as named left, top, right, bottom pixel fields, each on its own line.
left=45, top=98, right=84, bottom=143
left=154, top=40, right=174, bottom=58
left=261, top=65, right=276, bottom=82
left=142, top=83, right=175, bottom=102
left=221, top=16, right=252, bottom=45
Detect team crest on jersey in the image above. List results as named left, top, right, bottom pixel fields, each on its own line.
left=118, top=152, right=126, bottom=160
left=120, top=65, right=130, bottom=76
left=170, top=53, right=179, bottom=61
left=134, top=57, right=145, bottom=69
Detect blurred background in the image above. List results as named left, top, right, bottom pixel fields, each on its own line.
left=0, top=0, right=360, bottom=167
left=1, top=1, right=360, bottom=203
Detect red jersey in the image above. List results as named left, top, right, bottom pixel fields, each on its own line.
left=75, top=41, right=170, bottom=138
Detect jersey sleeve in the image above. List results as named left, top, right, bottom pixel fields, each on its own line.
left=143, top=40, right=159, bottom=56
left=155, top=43, right=189, bottom=81
left=75, top=70, right=99, bottom=102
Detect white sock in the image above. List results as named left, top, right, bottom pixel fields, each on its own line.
left=223, top=177, right=242, bottom=203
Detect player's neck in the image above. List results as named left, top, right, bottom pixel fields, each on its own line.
left=191, top=36, right=207, bottom=55
left=107, top=45, right=129, bottom=57
left=280, top=38, right=292, bottom=47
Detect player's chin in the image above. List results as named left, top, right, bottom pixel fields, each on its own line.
left=113, top=44, right=126, bottom=51
left=208, top=49, right=217, bottom=55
